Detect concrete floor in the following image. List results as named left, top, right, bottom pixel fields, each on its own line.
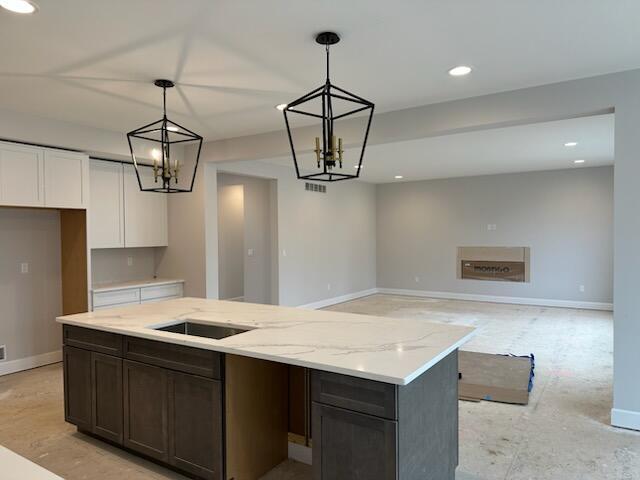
left=0, top=294, right=638, bottom=479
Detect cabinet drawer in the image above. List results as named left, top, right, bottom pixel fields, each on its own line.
left=63, top=325, right=123, bottom=356
left=93, top=288, right=140, bottom=308
left=140, top=283, right=183, bottom=301
left=312, top=370, right=397, bottom=420
left=124, top=336, right=222, bottom=380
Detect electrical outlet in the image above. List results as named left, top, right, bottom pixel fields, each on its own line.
left=327, top=283, right=331, bottom=291
left=247, top=248, right=254, bottom=257
left=579, top=285, right=585, bottom=292
left=282, top=249, right=287, bottom=257
left=487, top=224, right=497, bottom=231
left=415, top=276, right=420, bottom=283
left=127, top=256, right=133, bottom=267
left=20, top=263, right=29, bottom=274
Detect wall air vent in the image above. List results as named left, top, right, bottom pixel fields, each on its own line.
left=0, top=345, right=5, bottom=361
left=305, top=182, right=327, bottom=193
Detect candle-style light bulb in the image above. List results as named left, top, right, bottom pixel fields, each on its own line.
left=314, top=136, right=321, bottom=167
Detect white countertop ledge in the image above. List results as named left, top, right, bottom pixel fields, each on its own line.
left=91, top=278, right=184, bottom=293
left=57, top=297, right=475, bottom=385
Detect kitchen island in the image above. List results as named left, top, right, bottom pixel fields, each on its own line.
left=57, top=297, right=474, bottom=480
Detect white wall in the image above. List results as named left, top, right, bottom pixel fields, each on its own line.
left=0, top=208, right=62, bottom=366
left=217, top=183, right=245, bottom=300
left=377, top=167, right=613, bottom=306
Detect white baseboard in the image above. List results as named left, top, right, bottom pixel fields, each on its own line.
left=611, top=408, right=640, bottom=431
left=298, top=288, right=378, bottom=310
left=377, top=288, right=613, bottom=311
left=226, top=296, right=245, bottom=302
left=288, top=441, right=312, bottom=465
left=0, top=350, right=62, bottom=377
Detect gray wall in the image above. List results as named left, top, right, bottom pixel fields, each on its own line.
left=217, top=183, right=245, bottom=300
left=377, top=167, right=613, bottom=304
left=218, top=173, right=276, bottom=304
left=202, top=70, right=640, bottom=428
left=212, top=161, right=377, bottom=307
left=91, top=247, right=160, bottom=285
left=156, top=160, right=213, bottom=298
left=0, top=208, right=62, bottom=363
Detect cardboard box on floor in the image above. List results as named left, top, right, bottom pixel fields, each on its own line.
left=458, top=351, right=532, bottom=405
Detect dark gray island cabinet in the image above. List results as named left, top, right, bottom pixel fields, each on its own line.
left=62, top=323, right=461, bottom=480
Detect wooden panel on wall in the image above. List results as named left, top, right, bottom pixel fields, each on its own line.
left=60, top=209, right=88, bottom=315
left=225, top=354, right=288, bottom=480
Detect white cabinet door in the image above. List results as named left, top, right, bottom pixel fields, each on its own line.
left=123, top=164, right=168, bottom=247
left=0, top=142, right=44, bottom=207
left=44, top=151, right=89, bottom=209
left=89, top=160, right=125, bottom=248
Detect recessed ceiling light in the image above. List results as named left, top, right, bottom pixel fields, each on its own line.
left=448, top=65, right=472, bottom=77
left=167, top=126, right=179, bottom=132
left=394, top=175, right=403, bottom=179
left=574, top=159, right=585, bottom=164
left=564, top=142, right=578, bottom=147
left=0, top=0, right=38, bottom=14
left=275, top=103, right=288, bottom=111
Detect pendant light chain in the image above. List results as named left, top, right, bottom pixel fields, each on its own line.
left=325, top=44, right=330, bottom=82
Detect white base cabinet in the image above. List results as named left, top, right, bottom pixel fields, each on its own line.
left=92, top=281, right=183, bottom=311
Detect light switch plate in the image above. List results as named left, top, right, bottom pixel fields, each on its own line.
left=20, top=263, right=29, bottom=274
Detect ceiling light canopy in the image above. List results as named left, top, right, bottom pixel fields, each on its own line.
left=0, top=0, right=38, bottom=14
left=574, top=159, right=585, bottom=164
left=564, top=142, right=578, bottom=147
left=281, top=31, right=375, bottom=182
left=394, top=175, right=403, bottom=179
left=448, top=65, right=472, bottom=77
left=275, top=103, right=288, bottom=111
left=126, top=79, right=203, bottom=193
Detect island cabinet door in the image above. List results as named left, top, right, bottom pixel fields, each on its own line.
left=91, top=352, right=123, bottom=444
left=167, top=371, right=224, bottom=480
left=312, top=403, right=398, bottom=480
left=123, top=360, right=169, bottom=462
left=63, top=346, right=92, bottom=431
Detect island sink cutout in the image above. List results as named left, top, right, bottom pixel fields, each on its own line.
left=154, top=321, right=250, bottom=340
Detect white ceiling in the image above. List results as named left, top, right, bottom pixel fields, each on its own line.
left=0, top=1, right=638, bottom=141
left=261, top=114, right=614, bottom=183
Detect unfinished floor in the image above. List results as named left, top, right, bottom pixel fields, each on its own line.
left=0, top=294, right=637, bottom=480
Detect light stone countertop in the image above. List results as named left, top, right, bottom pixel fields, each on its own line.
left=57, top=297, right=475, bottom=385
left=91, top=278, right=184, bottom=293
left=0, top=445, right=63, bottom=480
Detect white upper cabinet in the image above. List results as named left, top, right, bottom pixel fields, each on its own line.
left=89, top=162, right=168, bottom=249
left=123, top=164, right=168, bottom=247
left=0, top=141, right=88, bottom=209
left=0, top=142, right=45, bottom=207
left=44, top=150, right=89, bottom=209
left=123, top=164, right=168, bottom=248
left=89, top=159, right=124, bottom=248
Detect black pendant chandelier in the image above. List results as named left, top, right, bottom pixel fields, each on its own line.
left=127, top=79, right=203, bottom=193
left=282, top=32, right=374, bottom=182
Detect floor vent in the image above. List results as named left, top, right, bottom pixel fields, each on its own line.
left=305, top=182, right=326, bottom=193
left=0, top=345, right=5, bottom=361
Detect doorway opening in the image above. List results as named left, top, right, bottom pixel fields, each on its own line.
left=217, top=173, right=278, bottom=305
